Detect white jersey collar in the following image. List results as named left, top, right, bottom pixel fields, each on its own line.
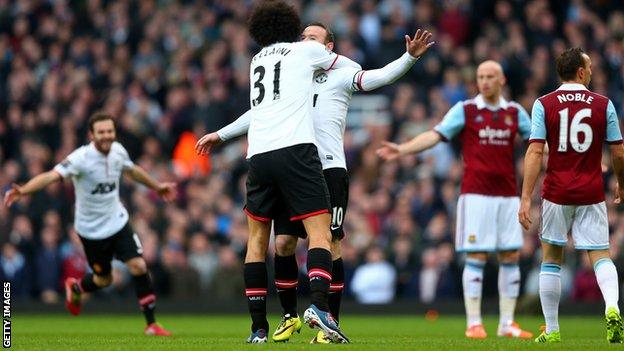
left=556, top=83, right=588, bottom=91
left=474, top=94, right=509, bottom=111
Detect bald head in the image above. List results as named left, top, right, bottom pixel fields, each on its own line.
left=476, top=60, right=506, bottom=103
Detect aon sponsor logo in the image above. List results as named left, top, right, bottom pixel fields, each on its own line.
left=90, top=182, right=116, bottom=195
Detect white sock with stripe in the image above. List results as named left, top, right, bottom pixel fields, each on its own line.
left=463, top=258, right=485, bottom=327
left=539, top=263, right=561, bottom=333
left=594, top=258, right=620, bottom=314
left=498, top=263, right=520, bottom=327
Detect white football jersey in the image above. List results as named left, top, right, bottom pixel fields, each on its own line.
left=54, top=141, right=134, bottom=240
left=246, top=41, right=340, bottom=158
left=311, top=67, right=361, bottom=170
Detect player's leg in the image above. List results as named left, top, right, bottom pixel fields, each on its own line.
left=456, top=194, right=493, bottom=338
left=573, top=202, right=622, bottom=343
left=587, top=250, right=623, bottom=343
left=243, top=152, right=278, bottom=343
left=535, top=199, right=571, bottom=343
left=276, top=144, right=347, bottom=343
left=462, top=252, right=487, bottom=338
left=274, top=235, right=299, bottom=317
left=328, top=239, right=344, bottom=322
left=496, top=250, right=531, bottom=338
left=272, top=217, right=304, bottom=343
left=325, top=168, right=348, bottom=325
left=113, top=223, right=170, bottom=336
left=495, top=196, right=532, bottom=338
left=535, top=242, right=563, bottom=343
left=65, top=235, right=114, bottom=316
left=244, top=217, right=271, bottom=343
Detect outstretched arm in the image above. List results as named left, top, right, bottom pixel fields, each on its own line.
left=3, top=171, right=62, bottom=207
left=376, top=130, right=442, bottom=161
left=125, top=165, right=176, bottom=202
left=355, top=29, right=434, bottom=92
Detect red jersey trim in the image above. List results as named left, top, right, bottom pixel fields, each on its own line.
left=528, top=139, right=546, bottom=144
left=356, top=71, right=365, bottom=91
left=290, top=209, right=329, bottom=221
left=244, top=208, right=271, bottom=222
left=607, top=140, right=623, bottom=145
left=325, top=55, right=340, bottom=71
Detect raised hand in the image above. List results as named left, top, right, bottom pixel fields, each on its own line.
left=405, top=29, right=435, bottom=58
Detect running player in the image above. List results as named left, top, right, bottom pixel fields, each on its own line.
left=197, top=24, right=433, bottom=343
left=3, top=112, right=175, bottom=336
left=377, top=61, right=533, bottom=339
left=198, top=1, right=359, bottom=343
left=519, top=47, right=624, bottom=343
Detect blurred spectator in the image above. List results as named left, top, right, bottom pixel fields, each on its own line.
left=351, top=246, right=396, bottom=304
left=0, top=243, right=31, bottom=298
left=188, top=233, right=219, bottom=293
left=35, top=226, right=61, bottom=303
left=211, top=247, right=245, bottom=301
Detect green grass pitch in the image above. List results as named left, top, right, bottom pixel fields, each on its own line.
left=11, top=314, right=619, bottom=350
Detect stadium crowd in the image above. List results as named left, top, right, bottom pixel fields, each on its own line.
left=2, top=0, right=624, bottom=307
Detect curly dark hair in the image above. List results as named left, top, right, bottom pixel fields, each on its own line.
left=556, top=47, right=586, bottom=81
left=248, top=0, right=301, bottom=47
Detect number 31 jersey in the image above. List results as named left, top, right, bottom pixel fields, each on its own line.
left=247, top=41, right=339, bottom=158
left=529, top=83, right=623, bottom=205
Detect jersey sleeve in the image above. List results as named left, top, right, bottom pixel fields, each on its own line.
left=528, top=100, right=546, bottom=143
left=299, top=41, right=340, bottom=70
left=53, top=149, right=83, bottom=178
left=217, top=110, right=252, bottom=141
left=606, top=100, right=623, bottom=144
left=517, top=104, right=532, bottom=140
left=433, top=102, right=465, bottom=141
left=116, top=143, right=135, bottom=169
left=352, top=52, right=418, bottom=92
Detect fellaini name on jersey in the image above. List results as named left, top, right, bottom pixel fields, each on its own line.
left=252, top=47, right=292, bottom=63
left=478, top=126, right=511, bottom=145
left=556, top=93, right=594, bottom=104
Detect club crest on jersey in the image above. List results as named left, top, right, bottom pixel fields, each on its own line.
left=315, top=72, right=328, bottom=84
left=504, top=115, right=513, bottom=126
left=468, top=234, right=477, bottom=243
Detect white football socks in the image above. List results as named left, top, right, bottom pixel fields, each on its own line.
left=463, top=258, right=485, bottom=327
left=539, top=263, right=561, bottom=333
left=594, top=258, right=620, bottom=314
left=498, top=263, right=520, bottom=327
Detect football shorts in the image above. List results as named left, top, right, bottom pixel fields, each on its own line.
left=455, top=193, right=523, bottom=252
left=274, top=167, right=349, bottom=240
left=539, top=198, right=609, bottom=250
